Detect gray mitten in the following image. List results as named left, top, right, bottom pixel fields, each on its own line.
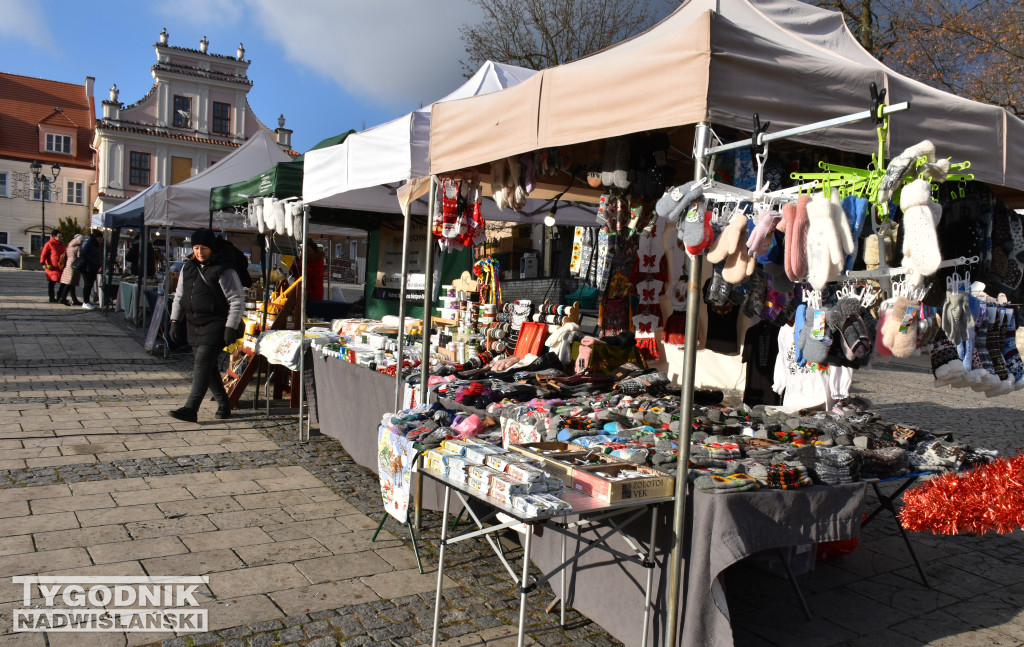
left=656, top=181, right=703, bottom=223
left=941, top=291, right=973, bottom=346
left=801, top=306, right=832, bottom=364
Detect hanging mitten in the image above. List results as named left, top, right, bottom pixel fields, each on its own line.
left=254, top=199, right=265, bottom=233
left=784, top=197, right=810, bottom=281
left=742, top=269, right=767, bottom=319
left=881, top=296, right=920, bottom=358
left=841, top=195, right=869, bottom=271
left=826, top=297, right=871, bottom=360
left=793, top=302, right=808, bottom=366
left=707, top=210, right=745, bottom=264
left=804, top=194, right=844, bottom=290
left=831, top=191, right=855, bottom=259
left=657, top=181, right=704, bottom=224
left=746, top=209, right=779, bottom=258
left=875, top=306, right=893, bottom=357
left=798, top=306, right=832, bottom=365
left=683, top=207, right=714, bottom=256
left=521, top=153, right=535, bottom=195
left=877, top=140, right=936, bottom=204
left=941, top=291, right=973, bottom=346
left=899, top=179, right=943, bottom=278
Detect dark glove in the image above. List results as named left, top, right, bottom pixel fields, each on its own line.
left=224, top=325, right=244, bottom=345
left=168, top=321, right=182, bottom=345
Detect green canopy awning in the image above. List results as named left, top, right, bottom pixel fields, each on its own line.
left=209, top=130, right=355, bottom=212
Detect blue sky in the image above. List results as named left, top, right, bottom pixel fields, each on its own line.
left=0, top=0, right=484, bottom=152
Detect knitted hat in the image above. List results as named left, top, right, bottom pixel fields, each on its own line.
left=190, top=228, right=217, bottom=248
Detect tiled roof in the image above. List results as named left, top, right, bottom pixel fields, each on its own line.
left=0, top=72, right=95, bottom=167
left=96, top=120, right=244, bottom=147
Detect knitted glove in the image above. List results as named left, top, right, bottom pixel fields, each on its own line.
left=805, top=194, right=844, bottom=290
left=881, top=296, right=919, bottom=358
left=224, top=325, right=244, bottom=345
left=168, top=321, right=182, bottom=345
left=877, top=140, right=935, bottom=204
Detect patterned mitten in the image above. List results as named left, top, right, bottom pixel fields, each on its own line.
left=881, top=296, right=919, bottom=358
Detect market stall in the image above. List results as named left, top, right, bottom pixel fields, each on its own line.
left=416, top=0, right=1024, bottom=645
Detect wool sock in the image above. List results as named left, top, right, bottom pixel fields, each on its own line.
left=931, top=328, right=966, bottom=386
left=1002, top=311, right=1024, bottom=389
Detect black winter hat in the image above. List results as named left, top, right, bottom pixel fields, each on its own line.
left=190, top=229, right=217, bottom=248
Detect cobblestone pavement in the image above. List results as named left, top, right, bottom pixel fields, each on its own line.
left=2, top=267, right=1023, bottom=647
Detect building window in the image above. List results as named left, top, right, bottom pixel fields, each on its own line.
left=32, top=179, right=55, bottom=202
left=45, top=133, right=73, bottom=154
left=129, top=152, right=150, bottom=186
left=66, top=180, right=85, bottom=205
left=212, top=102, right=231, bottom=135
left=0, top=233, right=7, bottom=244
left=30, top=235, right=42, bottom=254
left=0, top=171, right=7, bottom=197
left=173, top=95, right=192, bottom=128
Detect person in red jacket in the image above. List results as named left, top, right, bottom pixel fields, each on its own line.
left=289, top=238, right=325, bottom=301
left=39, top=230, right=66, bottom=303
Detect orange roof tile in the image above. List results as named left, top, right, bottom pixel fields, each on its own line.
left=0, top=72, right=95, bottom=168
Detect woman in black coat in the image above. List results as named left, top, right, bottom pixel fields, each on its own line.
left=167, top=229, right=245, bottom=423
left=78, top=229, right=104, bottom=309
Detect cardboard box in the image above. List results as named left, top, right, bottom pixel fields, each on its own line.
left=571, top=464, right=674, bottom=503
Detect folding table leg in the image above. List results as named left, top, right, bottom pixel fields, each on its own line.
left=431, top=487, right=451, bottom=647
left=517, top=526, right=533, bottom=647
left=870, top=482, right=930, bottom=587
left=778, top=548, right=813, bottom=620
left=407, top=521, right=424, bottom=575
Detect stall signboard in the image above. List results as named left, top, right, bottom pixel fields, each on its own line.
left=377, top=425, right=418, bottom=523
left=373, top=220, right=426, bottom=301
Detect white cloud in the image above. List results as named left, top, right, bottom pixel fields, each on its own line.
left=244, top=0, right=483, bottom=112
left=0, top=0, right=59, bottom=55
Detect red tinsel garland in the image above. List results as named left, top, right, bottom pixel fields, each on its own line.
left=900, top=454, right=1024, bottom=536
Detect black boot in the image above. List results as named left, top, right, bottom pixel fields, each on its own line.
left=215, top=406, right=231, bottom=420
left=168, top=407, right=198, bottom=423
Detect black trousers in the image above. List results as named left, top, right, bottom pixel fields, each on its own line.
left=184, top=344, right=228, bottom=412
left=55, top=284, right=79, bottom=303
left=47, top=280, right=58, bottom=301
left=81, top=271, right=98, bottom=304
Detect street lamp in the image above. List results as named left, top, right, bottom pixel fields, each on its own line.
left=30, top=160, right=61, bottom=251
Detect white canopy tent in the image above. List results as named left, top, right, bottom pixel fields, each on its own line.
left=429, top=0, right=1024, bottom=200
left=91, top=183, right=165, bottom=229
left=144, top=130, right=293, bottom=228
left=302, top=61, right=602, bottom=226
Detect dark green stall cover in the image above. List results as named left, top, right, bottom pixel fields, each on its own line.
left=208, top=130, right=355, bottom=211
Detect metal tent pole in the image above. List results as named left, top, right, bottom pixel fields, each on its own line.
left=393, top=206, right=415, bottom=413
left=414, top=176, right=437, bottom=531
left=102, top=230, right=109, bottom=314
left=419, top=177, right=437, bottom=405
left=137, top=226, right=146, bottom=329
left=297, top=206, right=309, bottom=442
left=663, top=122, right=711, bottom=647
